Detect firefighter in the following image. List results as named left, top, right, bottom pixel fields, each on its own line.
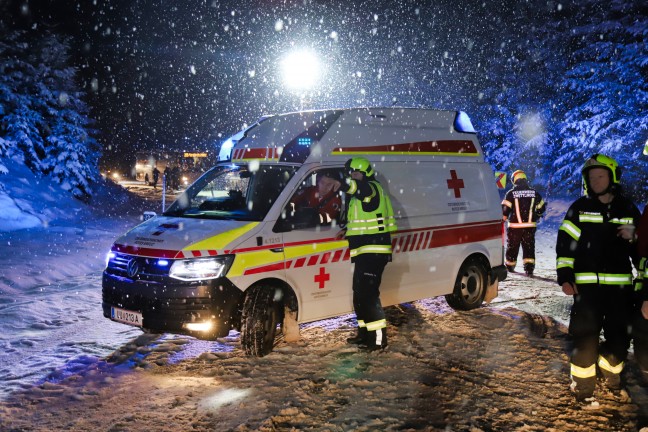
left=331, top=157, right=397, bottom=351
left=556, top=154, right=641, bottom=403
left=501, top=170, right=546, bottom=276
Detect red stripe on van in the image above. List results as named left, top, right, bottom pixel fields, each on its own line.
left=332, top=249, right=343, bottom=262
left=343, top=249, right=351, bottom=260
left=427, top=223, right=500, bottom=248
left=294, top=257, right=306, bottom=268
left=416, top=232, right=428, bottom=251
left=408, top=233, right=420, bottom=252
left=232, top=147, right=278, bottom=160
left=321, top=252, right=331, bottom=264
left=112, top=244, right=180, bottom=259
left=307, top=255, right=319, bottom=266
left=244, top=261, right=289, bottom=275
left=402, top=234, right=412, bottom=252
left=334, top=140, right=478, bottom=155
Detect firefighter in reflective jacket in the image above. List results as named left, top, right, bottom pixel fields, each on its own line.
left=331, top=157, right=397, bottom=351
left=556, top=154, right=640, bottom=402
left=501, top=170, right=546, bottom=276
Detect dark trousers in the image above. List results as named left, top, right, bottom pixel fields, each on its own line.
left=352, top=254, right=388, bottom=328
left=569, top=284, right=633, bottom=393
left=505, top=227, right=536, bottom=271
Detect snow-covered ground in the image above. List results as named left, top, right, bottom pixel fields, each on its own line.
left=1, top=164, right=647, bottom=431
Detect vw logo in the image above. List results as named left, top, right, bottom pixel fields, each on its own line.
left=126, top=259, right=140, bottom=278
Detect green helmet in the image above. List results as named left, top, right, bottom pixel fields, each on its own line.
left=581, top=153, right=621, bottom=196
left=345, top=157, right=374, bottom=177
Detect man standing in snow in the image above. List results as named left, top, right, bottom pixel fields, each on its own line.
left=331, top=157, right=397, bottom=351
left=501, top=170, right=546, bottom=276
left=556, top=154, right=640, bottom=404
left=152, top=166, right=160, bottom=190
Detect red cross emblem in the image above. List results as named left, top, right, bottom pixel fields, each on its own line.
left=314, top=267, right=330, bottom=289
left=446, top=170, right=465, bottom=198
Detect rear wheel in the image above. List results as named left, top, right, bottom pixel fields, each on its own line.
left=445, top=257, right=488, bottom=311
left=240, top=285, right=283, bottom=357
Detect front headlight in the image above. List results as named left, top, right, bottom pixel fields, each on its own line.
left=169, top=255, right=234, bottom=281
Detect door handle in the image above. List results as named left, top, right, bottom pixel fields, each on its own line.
left=270, top=247, right=284, bottom=253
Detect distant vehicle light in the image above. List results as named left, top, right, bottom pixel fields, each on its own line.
left=112, top=172, right=120, bottom=179
left=157, top=259, right=169, bottom=266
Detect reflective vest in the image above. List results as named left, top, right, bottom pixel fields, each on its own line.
left=345, top=181, right=396, bottom=257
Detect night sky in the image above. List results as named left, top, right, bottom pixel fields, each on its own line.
left=3, top=0, right=553, bottom=172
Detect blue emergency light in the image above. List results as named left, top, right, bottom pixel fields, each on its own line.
left=297, top=137, right=312, bottom=146
left=454, top=111, right=476, bottom=133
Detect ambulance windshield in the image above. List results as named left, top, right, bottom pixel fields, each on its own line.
left=164, top=163, right=297, bottom=221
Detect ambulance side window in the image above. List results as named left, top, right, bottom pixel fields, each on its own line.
left=279, top=169, right=344, bottom=231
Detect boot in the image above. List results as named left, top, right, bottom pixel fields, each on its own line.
left=524, top=265, right=534, bottom=277
left=361, top=328, right=388, bottom=351
left=346, top=327, right=368, bottom=345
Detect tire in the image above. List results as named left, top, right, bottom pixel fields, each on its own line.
left=240, top=285, right=283, bottom=357
left=445, top=257, right=488, bottom=311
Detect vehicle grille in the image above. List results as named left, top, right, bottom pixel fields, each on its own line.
left=106, top=252, right=170, bottom=282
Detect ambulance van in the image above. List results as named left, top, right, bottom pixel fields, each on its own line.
left=102, top=108, right=507, bottom=356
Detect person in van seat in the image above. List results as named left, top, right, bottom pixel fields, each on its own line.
left=556, top=154, right=640, bottom=404
left=501, top=170, right=546, bottom=277
left=290, top=170, right=342, bottom=224
left=331, top=157, right=397, bottom=351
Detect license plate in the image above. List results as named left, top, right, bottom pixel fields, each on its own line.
left=111, top=306, right=143, bottom=327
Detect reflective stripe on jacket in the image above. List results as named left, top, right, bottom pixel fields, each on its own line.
left=555, top=195, right=640, bottom=287
left=502, top=184, right=546, bottom=229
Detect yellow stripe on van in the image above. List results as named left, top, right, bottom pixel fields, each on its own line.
left=283, top=240, right=348, bottom=259
left=185, top=222, right=259, bottom=251
left=228, top=249, right=285, bottom=277
left=334, top=151, right=479, bottom=157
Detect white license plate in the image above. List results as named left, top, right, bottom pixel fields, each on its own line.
left=111, top=306, right=143, bottom=327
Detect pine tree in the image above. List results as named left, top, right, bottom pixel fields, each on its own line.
left=0, top=27, right=99, bottom=199
left=551, top=0, right=648, bottom=199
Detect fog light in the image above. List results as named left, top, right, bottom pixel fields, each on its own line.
left=184, top=321, right=214, bottom=332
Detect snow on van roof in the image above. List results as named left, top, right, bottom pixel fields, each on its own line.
left=229, top=108, right=483, bottom=165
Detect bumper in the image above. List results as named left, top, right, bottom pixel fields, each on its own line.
left=102, top=272, right=243, bottom=339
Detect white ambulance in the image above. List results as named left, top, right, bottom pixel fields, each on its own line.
left=102, top=108, right=507, bottom=356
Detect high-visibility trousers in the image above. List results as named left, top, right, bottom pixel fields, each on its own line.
left=352, top=254, right=389, bottom=332
left=505, top=227, right=536, bottom=271
left=569, top=284, right=633, bottom=390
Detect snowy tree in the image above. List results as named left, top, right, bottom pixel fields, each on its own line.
left=0, top=26, right=99, bottom=199
left=471, top=0, right=569, bottom=195
left=549, top=0, right=648, bottom=200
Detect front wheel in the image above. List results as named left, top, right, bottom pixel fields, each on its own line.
left=445, top=257, right=488, bottom=311
left=240, top=285, right=284, bottom=357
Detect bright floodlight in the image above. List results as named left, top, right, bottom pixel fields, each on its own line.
left=280, top=50, right=320, bottom=91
